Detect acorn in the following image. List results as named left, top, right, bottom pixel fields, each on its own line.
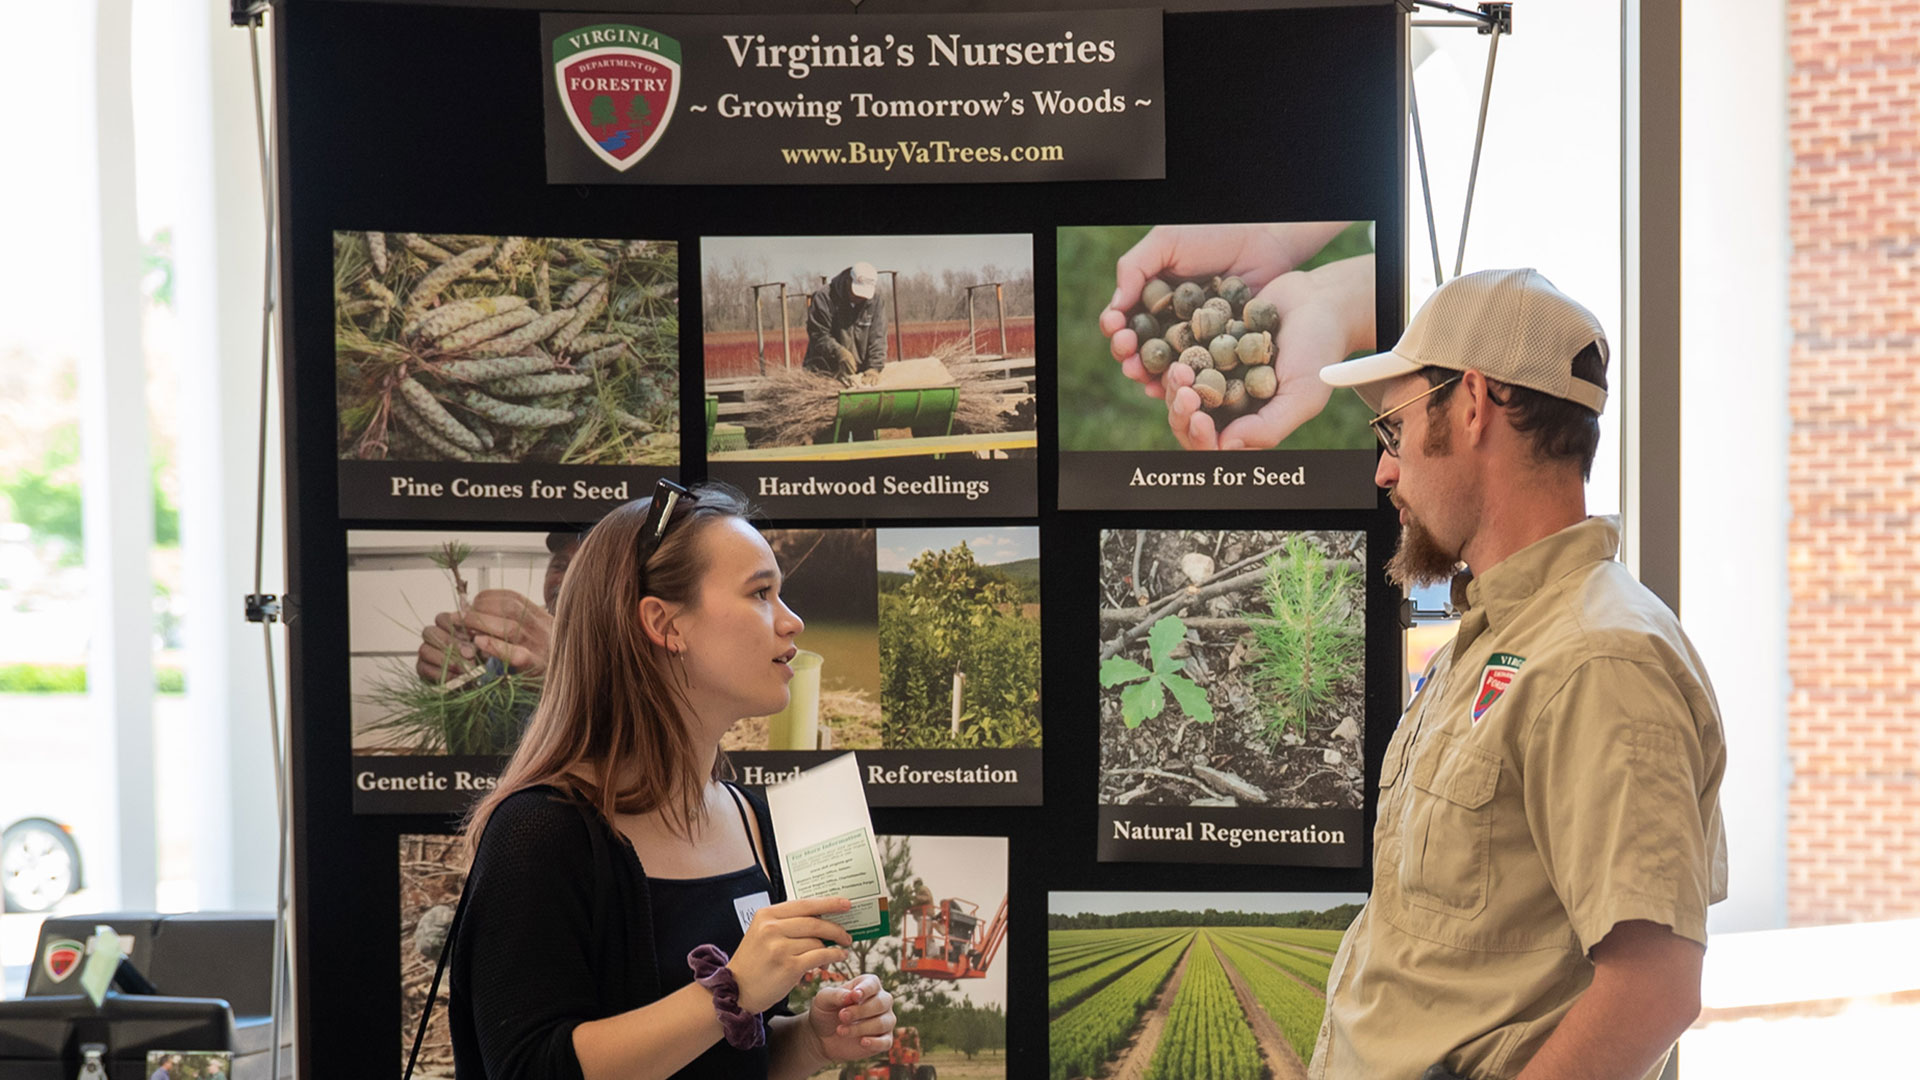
left=1202, top=297, right=1233, bottom=319
left=1193, top=368, right=1227, bottom=408
left=1172, top=281, right=1207, bottom=320
left=1215, top=276, right=1253, bottom=313
left=1143, top=278, right=1175, bottom=316
left=1209, top=333, right=1241, bottom=371
left=1140, top=337, right=1174, bottom=374
left=1243, top=298, right=1280, bottom=335
left=1179, top=345, right=1215, bottom=373
left=1129, top=312, right=1160, bottom=342
left=1164, top=322, right=1198, bottom=353
left=1244, top=364, right=1278, bottom=399
left=1225, top=319, right=1246, bottom=338
left=1223, top=377, right=1249, bottom=411
left=1236, top=330, right=1273, bottom=367
left=1189, top=306, right=1229, bottom=344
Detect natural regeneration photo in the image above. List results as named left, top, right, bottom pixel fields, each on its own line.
left=879, top=528, right=1042, bottom=750
left=334, top=231, right=678, bottom=465
left=701, top=234, right=1036, bottom=460
left=1097, top=530, right=1364, bottom=809
left=1058, top=222, right=1376, bottom=453
left=349, top=529, right=574, bottom=756
left=399, top=833, right=464, bottom=1079
left=795, top=835, right=1010, bottom=1080
left=1046, top=892, right=1365, bottom=1080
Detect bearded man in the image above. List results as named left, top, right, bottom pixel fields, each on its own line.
left=1310, top=269, right=1727, bottom=1080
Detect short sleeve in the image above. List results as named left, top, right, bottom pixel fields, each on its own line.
left=1521, top=657, right=1723, bottom=953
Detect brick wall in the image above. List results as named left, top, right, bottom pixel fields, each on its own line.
left=1786, top=1, right=1920, bottom=925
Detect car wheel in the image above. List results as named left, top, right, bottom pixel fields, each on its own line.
left=2, top=819, right=80, bottom=913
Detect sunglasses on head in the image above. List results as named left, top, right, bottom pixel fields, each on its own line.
left=634, top=478, right=692, bottom=589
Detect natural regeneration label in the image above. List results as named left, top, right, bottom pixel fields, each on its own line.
left=1058, top=450, right=1379, bottom=510
left=543, top=11, right=1164, bottom=184
left=1096, top=805, right=1365, bottom=867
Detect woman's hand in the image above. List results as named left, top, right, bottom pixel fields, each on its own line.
left=728, top=897, right=855, bottom=1014
left=806, top=973, right=896, bottom=1062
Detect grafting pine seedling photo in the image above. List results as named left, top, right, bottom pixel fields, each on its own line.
left=348, top=529, right=567, bottom=757
left=333, top=231, right=678, bottom=465
left=1097, top=530, right=1365, bottom=810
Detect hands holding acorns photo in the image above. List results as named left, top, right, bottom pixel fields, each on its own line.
left=1099, top=223, right=1377, bottom=451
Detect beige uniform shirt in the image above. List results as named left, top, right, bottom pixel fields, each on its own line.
left=1310, top=517, right=1728, bottom=1080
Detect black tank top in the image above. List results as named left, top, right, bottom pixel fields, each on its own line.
left=647, top=784, right=778, bottom=1079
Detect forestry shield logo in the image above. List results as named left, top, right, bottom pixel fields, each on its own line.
left=41, top=938, right=82, bottom=983
left=1472, top=652, right=1525, bottom=724
left=553, top=24, right=681, bottom=172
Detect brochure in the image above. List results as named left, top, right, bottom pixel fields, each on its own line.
left=764, top=753, right=890, bottom=941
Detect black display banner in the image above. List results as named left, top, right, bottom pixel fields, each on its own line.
left=339, top=460, right=676, bottom=521
left=541, top=11, right=1165, bottom=185
left=1058, top=449, right=1379, bottom=510
left=708, top=457, right=1036, bottom=518
left=1096, top=805, right=1363, bottom=867
left=732, top=750, right=1042, bottom=807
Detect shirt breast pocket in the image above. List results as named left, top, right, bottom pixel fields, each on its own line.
left=1401, top=733, right=1502, bottom=919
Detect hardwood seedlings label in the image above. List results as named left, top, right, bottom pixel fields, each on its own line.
left=542, top=12, right=1164, bottom=185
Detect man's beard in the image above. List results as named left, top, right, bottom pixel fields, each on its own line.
left=1385, top=510, right=1462, bottom=588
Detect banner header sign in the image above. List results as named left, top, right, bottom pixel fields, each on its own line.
left=541, top=11, right=1166, bottom=184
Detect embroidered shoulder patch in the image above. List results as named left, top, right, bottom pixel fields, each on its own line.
left=1472, top=652, right=1526, bottom=723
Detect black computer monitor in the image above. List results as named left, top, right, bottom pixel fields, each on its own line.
left=0, top=994, right=236, bottom=1080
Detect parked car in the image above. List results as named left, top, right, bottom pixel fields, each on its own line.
left=1, top=815, right=83, bottom=913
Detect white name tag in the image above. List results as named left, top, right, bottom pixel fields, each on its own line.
left=734, top=890, right=771, bottom=933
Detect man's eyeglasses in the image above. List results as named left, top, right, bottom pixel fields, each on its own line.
left=635, top=478, right=692, bottom=585
left=1370, top=375, right=1461, bottom=457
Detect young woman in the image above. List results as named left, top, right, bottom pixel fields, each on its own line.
left=451, top=483, right=895, bottom=1079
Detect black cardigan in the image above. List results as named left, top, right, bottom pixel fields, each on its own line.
left=449, top=784, right=787, bottom=1079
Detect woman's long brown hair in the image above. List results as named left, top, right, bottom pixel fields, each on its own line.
left=461, top=484, right=752, bottom=859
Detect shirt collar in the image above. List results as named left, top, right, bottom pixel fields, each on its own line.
left=1461, top=516, right=1622, bottom=636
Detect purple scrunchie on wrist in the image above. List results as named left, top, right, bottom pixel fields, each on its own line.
left=689, top=944, right=766, bottom=1050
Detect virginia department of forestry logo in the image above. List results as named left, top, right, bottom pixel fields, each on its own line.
left=41, top=938, right=82, bottom=983
left=1472, top=652, right=1525, bottom=723
left=553, top=24, right=681, bottom=172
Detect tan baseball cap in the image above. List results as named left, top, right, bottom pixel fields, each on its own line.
left=850, top=261, right=879, bottom=300
left=1320, top=268, right=1609, bottom=413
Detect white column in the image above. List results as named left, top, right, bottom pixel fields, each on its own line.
left=1681, top=0, right=1789, bottom=933
left=172, top=0, right=283, bottom=912
left=78, top=0, right=157, bottom=911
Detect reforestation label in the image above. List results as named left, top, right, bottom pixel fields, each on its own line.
left=553, top=24, right=682, bottom=172
left=541, top=11, right=1165, bottom=184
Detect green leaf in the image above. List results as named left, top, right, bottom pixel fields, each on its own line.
left=1099, top=656, right=1152, bottom=687
left=1162, top=673, right=1214, bottom=724
left=1146, top=615, right=1187, bottom=672
left=1119, top=679, right=1165, bottom=728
